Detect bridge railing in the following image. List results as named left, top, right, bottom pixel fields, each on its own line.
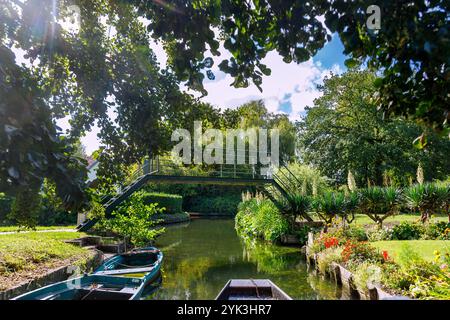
left=146, top=156, right=273, bottom=180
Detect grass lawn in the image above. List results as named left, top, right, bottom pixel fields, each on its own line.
left=372, top=240, right=450, bottom=263
left=0, top=225, right=76, bottom=233
left=353, top=213, right=448, bottom=227
left=0, top=231, right=90, bottom=291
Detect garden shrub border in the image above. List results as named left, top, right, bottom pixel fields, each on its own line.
left=305, top=232, right=410, bottom=300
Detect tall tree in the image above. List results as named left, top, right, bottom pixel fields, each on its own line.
left=297, top=70, right=450, bottom=186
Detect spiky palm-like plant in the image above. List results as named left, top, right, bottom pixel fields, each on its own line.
left=405, top=183, right=449, bottom=223
left=344, top=191, right=360, bottom=223
left=359, top=186, right=401, bottom=227
left=313, top=192, right=346, bottom=225
left=284, top=193, right=312, bottom=224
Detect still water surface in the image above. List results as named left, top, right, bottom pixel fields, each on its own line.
left=146, top=218, right=341, bottom=300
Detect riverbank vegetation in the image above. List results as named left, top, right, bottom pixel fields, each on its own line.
left=0, top=231, right=92, bottom=291
left=91, top=192, right=165, bottom=247
left=236, top=192, right=289, bottom=243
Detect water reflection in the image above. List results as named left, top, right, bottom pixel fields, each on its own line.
left=145, top=218, right=340, bottom=300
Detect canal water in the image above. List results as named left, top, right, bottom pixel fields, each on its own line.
left=145, top=218, right=342, bottom=300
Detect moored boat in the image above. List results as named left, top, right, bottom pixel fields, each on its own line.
left=12, top=247, right=163, bottom=300
left=216, top=279, right=292, bottom=300
left=94, top=246, right=163, bottom=276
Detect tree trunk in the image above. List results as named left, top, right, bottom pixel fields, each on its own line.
left=420, top=210, right=429, bottom=223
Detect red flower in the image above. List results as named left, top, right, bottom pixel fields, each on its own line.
left=324, top=237, right=339, bottom=249
left=382, top=250, right=389, bottom=261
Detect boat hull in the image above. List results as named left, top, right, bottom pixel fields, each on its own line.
left=216, top=279, right=292, bottom=300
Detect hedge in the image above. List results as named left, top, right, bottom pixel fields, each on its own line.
left=184, top=194, right=241, bottom=215
left=142, top=192, right=183, bottom=214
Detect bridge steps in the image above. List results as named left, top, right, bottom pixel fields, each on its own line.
left=77, top=158, right=307, bottom=232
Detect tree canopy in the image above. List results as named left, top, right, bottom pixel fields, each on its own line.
left=297, top=70, right=450, bottom=187
left=1, top=0, right=448, bottom=208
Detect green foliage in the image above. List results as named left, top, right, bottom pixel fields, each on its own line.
left=343, top=225, right=368, bottom=242
left=145, top=0, right=449, bottom=132
left=98, top=192, right=165, bottom=246
left=352, top=261, right=383, bottom=291
left=366, top=227, right=393, bottom=242
left=2, top=0, right=449, bottom=207
left=38, top=180, right=76, bottom=226
left=312, top=192, right=346, bottom=224
left=141, top=192, right=183, bottom=214
left=382, top=245, right=450, bottom=299
left=0, top=193, right=13, bottom=225
left=186, top=195, right=241, bottom=215
left=391, top=222, right=426, bottom=240
left=284, top=193, right=312, bottom=222
left=236, top=195, right=289, bottom=243
left=278, top=163, right=331, bottom=196
left=404, top=183, right=449, bottom=222
left=358, top=186, right=401, bottom=227
left=8, top=189, right=41, bottom=229
left=316, top=247, right=343, bottom=275
left=295, top=225, right=314, bottom=246
left=297, top=70, right=450, bottom=187
left=423, top=222, right=450, bottom=240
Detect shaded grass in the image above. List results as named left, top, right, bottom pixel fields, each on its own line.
left=0, top=231, right=89, bottom=291
left=372, top=240, right=450, bottom=263
left=0, top=225, right=76, bottom=233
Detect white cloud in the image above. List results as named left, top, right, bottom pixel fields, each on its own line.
left=196, top=50, right=343, bottom=122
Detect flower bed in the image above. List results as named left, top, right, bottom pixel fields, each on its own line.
left=306, top=223, right=450, bottom=300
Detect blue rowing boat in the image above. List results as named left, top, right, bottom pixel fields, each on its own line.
left=94, top=247, right=163, bottom=276
left=12, top=247, right=163, bottom=300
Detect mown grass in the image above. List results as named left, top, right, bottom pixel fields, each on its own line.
left=372, top=240, right=450, bottom=263
left=0, top=231, right=89, bottom=291
left=0, top=225, right=76, bottom=233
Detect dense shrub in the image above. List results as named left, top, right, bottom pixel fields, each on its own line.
left=142, top=192, right=183, bottom=214
left=185, top=194, right=241, bottom=215
left=235, top=194, right=289, bottom=243
left=423, top=221, right=450, bottom=240
left=97, top=191, right=165, bottom=246
left=366, top=226, right=393, bottom=241
left=391, top=222, right=425, bottom=240
left=341, top=240, right=384, bottom=265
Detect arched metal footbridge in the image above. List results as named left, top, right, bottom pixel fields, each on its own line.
left=77, top=157, right=306, bottom=231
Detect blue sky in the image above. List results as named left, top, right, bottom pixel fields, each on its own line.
left=80, top=34, right=348, bottom=154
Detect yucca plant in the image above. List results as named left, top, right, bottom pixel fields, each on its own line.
left=343, top=192, right=360, bottom=223
left=405, top=183, right=449, bottom=223
left=312, top=192, right=347, bottom=225
left=284, top=193, right=313, bottom=224
left=359, top=186, right=401, bottom=228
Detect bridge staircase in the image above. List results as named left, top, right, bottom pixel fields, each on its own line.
left=77, top=157, right=305, bottom=231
